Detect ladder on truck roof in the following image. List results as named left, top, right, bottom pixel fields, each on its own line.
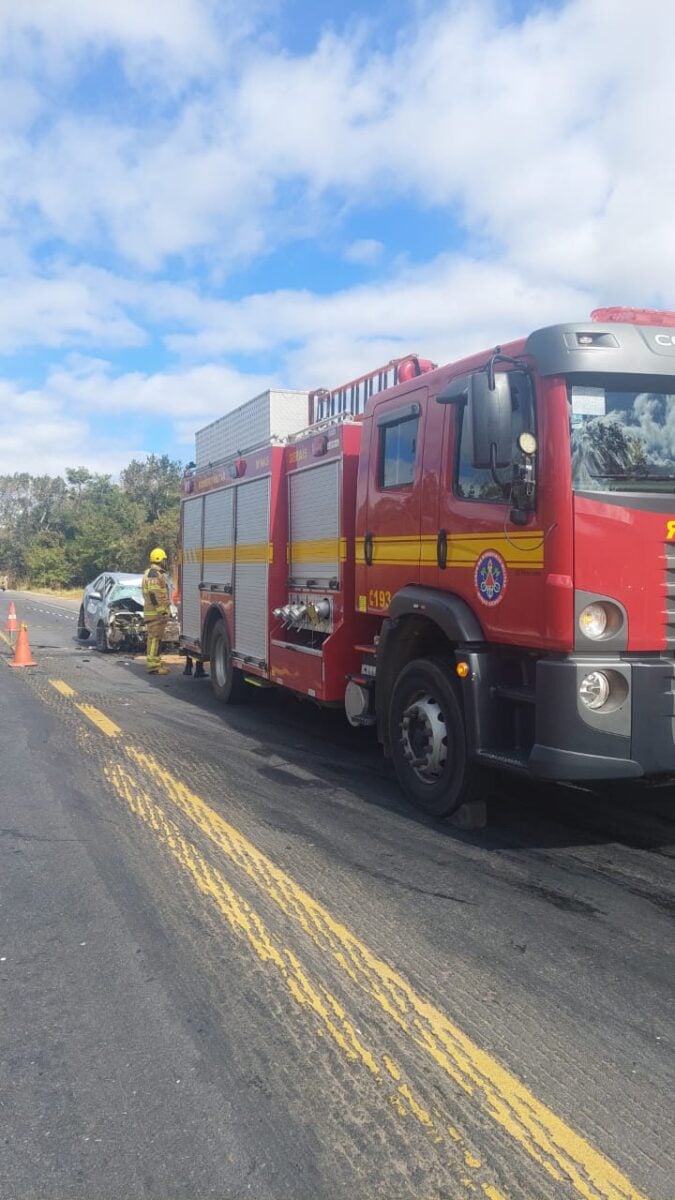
left=309, top=354, right=437, bottom=423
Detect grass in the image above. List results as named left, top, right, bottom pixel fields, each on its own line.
left=24, top=587, right=83, bottom=601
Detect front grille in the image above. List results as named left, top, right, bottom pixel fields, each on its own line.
left=663, top=541, right=675, bottom=648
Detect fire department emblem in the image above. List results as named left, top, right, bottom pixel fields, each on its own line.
left=474, top=549, right=507, bottom=607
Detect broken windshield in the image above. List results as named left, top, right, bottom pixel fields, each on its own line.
left=570, top=381, right=675, bottom=492
left=109, top=583, right=143, bottom=605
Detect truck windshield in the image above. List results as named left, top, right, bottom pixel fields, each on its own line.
left=570, top=381, right=675, bottom=493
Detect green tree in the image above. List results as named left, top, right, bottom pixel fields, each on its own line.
left=25, top=536, right=69, bottom=589
left=120, top=455, right=182, bottom=523
left=0, top=455, right=183, bottom=590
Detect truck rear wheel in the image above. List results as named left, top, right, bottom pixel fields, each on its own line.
left=388, top=656, right=480, bottom=817
left=210, top=622, right=247, bottom=704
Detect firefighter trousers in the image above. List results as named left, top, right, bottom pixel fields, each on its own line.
left=145, top=612, right=168, bottom=671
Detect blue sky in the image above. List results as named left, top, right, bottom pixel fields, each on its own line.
left=0, top=0, right=673, bottom=475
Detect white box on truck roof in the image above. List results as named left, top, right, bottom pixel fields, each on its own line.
left=195, top=389, right=309, bottom=467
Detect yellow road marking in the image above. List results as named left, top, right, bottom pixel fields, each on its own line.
left=0, top=629, right=13, bottom=649
left=104, top=760, right=492, bottom=1195
left=49, top=679, right=77, bottom=697
left=122, top=745, right=646, bottom=1200
left=50, top=681, right=120, bottom=737
left=76, top=703, right=121, bottom=738
left=46, top=683, right=648, bottom=1200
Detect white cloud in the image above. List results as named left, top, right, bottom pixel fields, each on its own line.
left=0, top=0, right=674, bottom=477
left=0, top=249, right=595, bottom=478
left=164, top=253, right=594, bottom=374
left=0, top=360, right=274, bottom=475
left=0, top=379, right=143, bottom=476
left=0, top=272, right=145, bottom=352
left=2, top=0, right=675, bottom=295
left=345, top=239, right=384, bottom=265
left=45, top=360, right=273, bottom=422
left=0, top=0, right=243, bottom=81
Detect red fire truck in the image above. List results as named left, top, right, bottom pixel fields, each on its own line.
left=179, top=308, right=675, bottom=815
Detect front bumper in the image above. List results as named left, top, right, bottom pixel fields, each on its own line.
left=107, top=614, right=180, bottom=647
left=530, top=655, right=675, bottom=781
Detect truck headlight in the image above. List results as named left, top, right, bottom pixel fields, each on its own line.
left=578, top=603, right=608, bottom=639
left=579, top=671, right=611, bottom=710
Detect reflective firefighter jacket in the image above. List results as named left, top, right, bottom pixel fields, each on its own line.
left=142, top=565, right=170, bottom=618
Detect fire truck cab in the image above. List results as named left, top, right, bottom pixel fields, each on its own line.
left=180, top=310, right=675, bottom=817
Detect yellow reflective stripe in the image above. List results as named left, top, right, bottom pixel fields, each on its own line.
left=183, top=543, right=273, bottom=565
left=236, top=542, right=274, bottom=564
left=202, top=546, right=234, bottom=564
left=357, top=533, right=544, bottom=570
left=288, top=538, right=347, bottom=564
left=188, top=533, right=543, bottom=570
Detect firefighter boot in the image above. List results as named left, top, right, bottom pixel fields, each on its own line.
left=147, top=636, right=169, bottom=674
left=183, top=657, right=193, bottom=676
left=194, top=661, right=206, bottom=678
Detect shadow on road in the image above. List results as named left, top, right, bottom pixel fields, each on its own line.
left=123, top=657, right=675, bottom=859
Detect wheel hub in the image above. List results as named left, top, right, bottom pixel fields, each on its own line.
left=400, top=694, right=448, bottom=783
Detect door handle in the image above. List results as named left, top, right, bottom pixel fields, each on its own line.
left=364, top=532, right=374, bottom=566
left=437, top=528, right=448, bottom=569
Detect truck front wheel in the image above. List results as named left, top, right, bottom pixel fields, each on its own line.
left=388, top=656, right=479, bottom=817
left=209, top=622, right=247, bottom=704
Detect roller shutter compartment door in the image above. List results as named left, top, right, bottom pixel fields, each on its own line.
left=203, top=487, right=234, bottom=590
left=233, top=476, right=270, bottom=662
left=289, top=460, right=340, bottom=584
left=181, top=496, right=204, bottom=642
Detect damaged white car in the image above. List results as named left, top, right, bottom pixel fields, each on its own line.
left=77, top=572, right=179, bottom=653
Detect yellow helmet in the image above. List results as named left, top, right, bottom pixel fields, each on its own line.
left=150, top=547, right=167, bottom=564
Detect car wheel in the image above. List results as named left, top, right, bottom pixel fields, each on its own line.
left=77, top=606, right=90, bottom=640
left=388, top=655, right=481, bottom=817
left=96, top=622, right=110, bottom=653
left=209, top=622, right=247, bottom=703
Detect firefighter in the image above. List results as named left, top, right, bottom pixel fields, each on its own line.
left=143, top=547, right=171, bottom=675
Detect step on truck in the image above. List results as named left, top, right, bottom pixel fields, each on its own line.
left=179, top=309, right=675, bottom=816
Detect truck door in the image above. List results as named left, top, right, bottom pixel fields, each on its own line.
left=181, top=496, right=204, bottom=644
left=203, top=486, right=234, bottom=593
left=437, top=370, right=546, bottom=645
left=233, top=475, right=270, bottom=665
left=359, top=389, right=428, bottom=615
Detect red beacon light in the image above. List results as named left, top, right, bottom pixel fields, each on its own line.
left=396, top=355, right=437, bottom=383
left=591, top=307, right=675, bottom=327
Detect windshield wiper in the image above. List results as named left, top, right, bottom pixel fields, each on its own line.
left=589, top=472, right=675, bottom=481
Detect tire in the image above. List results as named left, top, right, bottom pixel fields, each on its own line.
left=388, top=655, right=480, bottom=817
left=77, top=607, right=90, bottom=640
left=95, top=622, right=110, bottom=654
left=209, top=622, right=247, bottom=704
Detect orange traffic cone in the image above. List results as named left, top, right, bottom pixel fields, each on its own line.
left=4, top=601, right=17, bottom=635
left=9, top=624, right=37, bottom=668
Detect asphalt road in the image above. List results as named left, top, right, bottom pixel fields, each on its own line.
left=0, top=591, right=673, bottom=1200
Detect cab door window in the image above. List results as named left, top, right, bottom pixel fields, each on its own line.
left=379, top=406, right=420, bottom=489
left=455, top=371, right=535, bottom=502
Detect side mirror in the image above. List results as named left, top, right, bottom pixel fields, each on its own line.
left=469, top=372, right=512, bottom=469
left=436, top=375, right=468, bottom=405
left=89, top=591, right=102, bottom=601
